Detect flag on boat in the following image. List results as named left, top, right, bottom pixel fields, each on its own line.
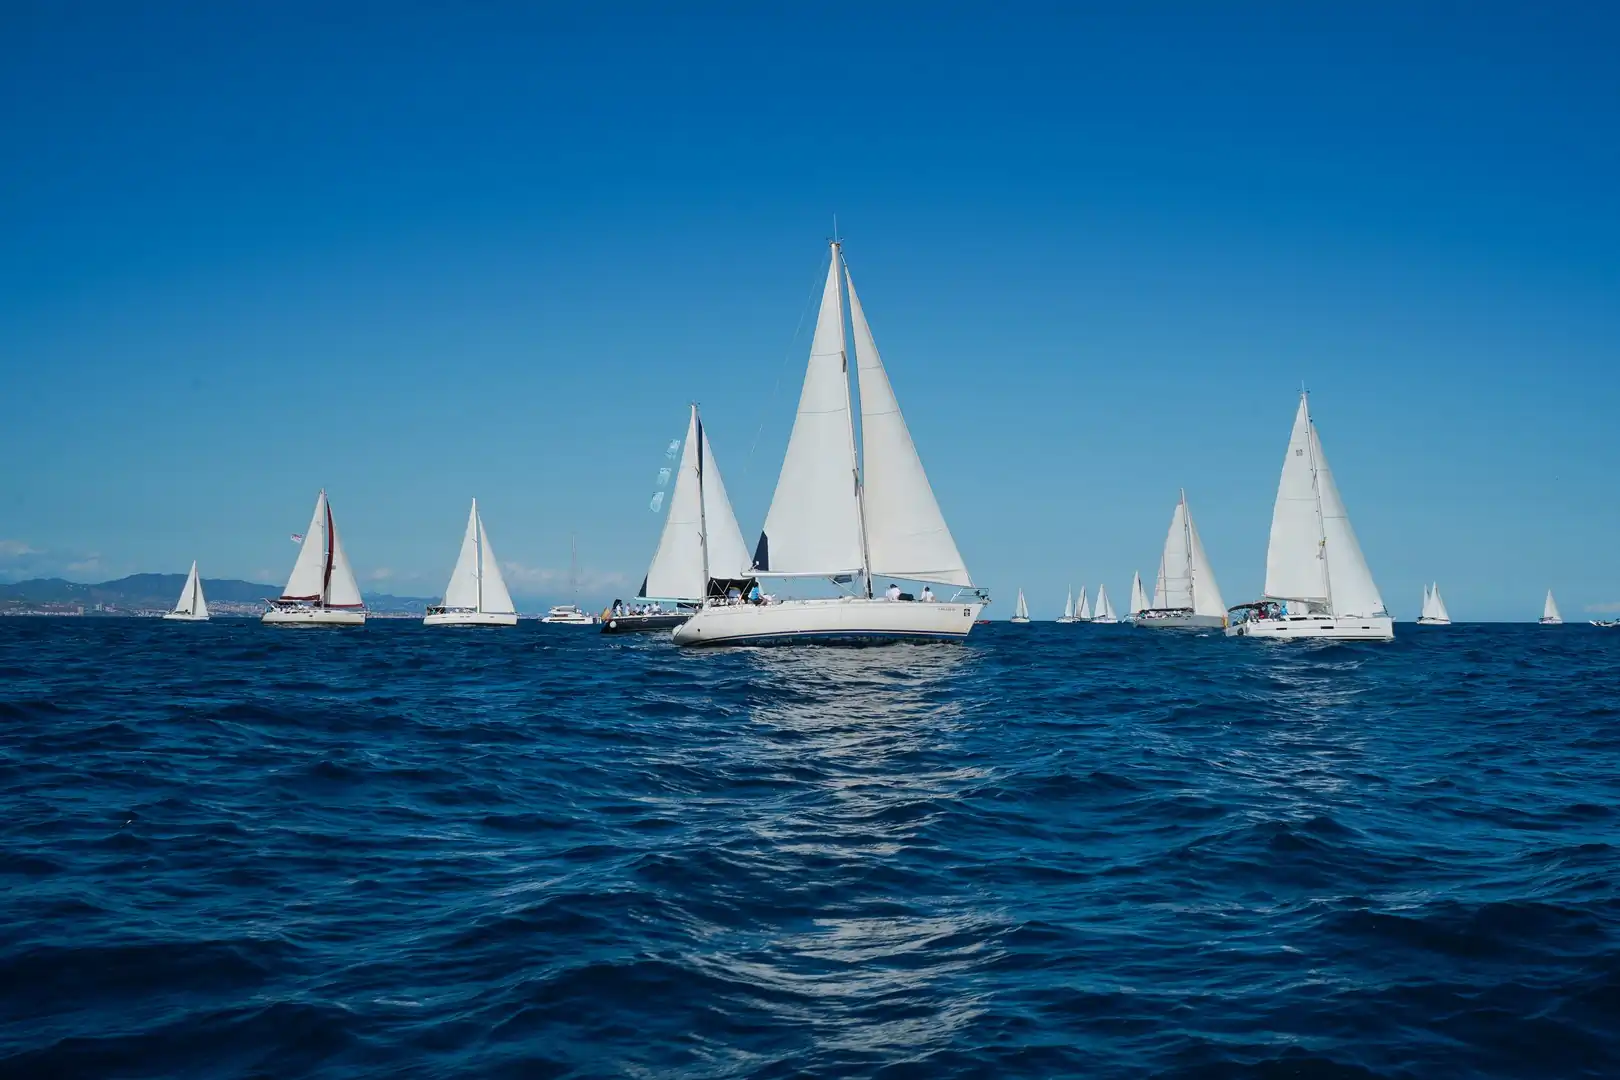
left=290, top=533, right=303, bottom=543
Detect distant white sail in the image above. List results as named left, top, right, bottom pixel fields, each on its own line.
left=1062, top=587, right=1073, bottom=620
left=1093, top=585, right=1118, bottom=622
left=1185, top=501, right=1226, bottom=617
left=281, top=492, right=331, bottom=600
left=645, top=407, right=751, bottom=598
left=1129, top=571, right=1148, bottom=615
left=442, top=500, right=515, bottom=614
left=1420, top=583, right=1435, bottom=620
left=478, top=515, right=515, bottom=615
left=1543, top=590, right=1562, bottom=623
left=752, top=253, right=864, bottom=577
left=170, top=561, right=208, bottom=618
left=1429, top=583, right=1450, bottom=623
left=1077, top=587, right=1092, bottom=621
left=848, top=267, right=971, bottom=586
left=1014, top=589, right=1029, bottom=620
left=325, top=508, right=363, bottom=608
left=1155, top=499, right=1193, bottom=609
left=699, top=424, right=750, bottom=581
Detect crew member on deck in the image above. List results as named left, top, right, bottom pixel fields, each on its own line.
left=886, top=583, right=902, bottom=601
left=920, top=586, right=935, bottom=602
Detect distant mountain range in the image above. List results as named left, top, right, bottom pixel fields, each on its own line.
left=0, top=575, right=439, bottom=615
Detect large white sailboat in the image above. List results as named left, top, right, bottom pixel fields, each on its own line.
left=1136, top=491, right=1228, bottom=630
left=163, top=561, right=209, bottom=622
left=1056, top=586, right=1077, bottom=624
left=1227, top=393, right=1392, bottom=640
left=672, top=240, right=986, bottom=646
left=263, top=490, right=366, bottom=625
left=1540, top=590, right=1563, bottom=625
left=1416, top=582, right=1451, bottom=626
left=606, top=404, right=752, bottom=634
left=1011, top=589, right=1031, bottom=624
left=425, top=499, right=517, bottom=627
left=1091, top=585, right=1119, bottom=624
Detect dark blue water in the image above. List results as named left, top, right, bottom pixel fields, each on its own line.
left=2, top=620, right=1617, bottom=1078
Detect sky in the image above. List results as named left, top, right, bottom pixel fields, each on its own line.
left=1, top=3, right=1616, bottom=620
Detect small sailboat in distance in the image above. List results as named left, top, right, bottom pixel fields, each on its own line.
left=1127, top=571, right=1149, bottom=620
left=1540, top=590, right=1563, bottom=625
left=1011, top=589, right=1031, bottom=624
left=1076, top=586, right=1093, bottom=623
left=163, top=561, right=209, bottom=622
left=1416, top=582, right=1451, bottom=626
left=1091, top=585, right=1119, bottom=624
left=1137, top=490, right=1228, bottom=630
left=542, top=536, right=597, bottom=624
left=1227, top=393, right=1392, bottom=640
left=1056, top=586, right=1077, bottom=624
left=425, top=499, right=517, bottom=626
left=263, top=490, right=366, bottom=626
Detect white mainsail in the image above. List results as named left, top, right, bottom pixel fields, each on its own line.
left=1062, top=588, right=1074, bottom=620
left=442, top=499, right=515, bottom=614
left=1129, top=571, right=1148, bottom=615
left=1543, top=590, right=1562, bottom=623
left=280, top=490, right=364, bottom=608
left=753, top=251, right=864, bottom=577
left=644, top=407, right=750, bottom=598
left=847, top=266, right=971, bottom=586
left=1014, top=589, right=1029, bottom=619
left=1077, top=587, right=1092, bottom=620
left=1094, top=585, right=1118, bottom=621
left=1264, top=395, right=1384, bottom=617
left=171, top=561, right=208, bottom=618
left=1155, top=498, right=1193, bottom=609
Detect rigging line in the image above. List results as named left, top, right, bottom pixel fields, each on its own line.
left=741, top=247, right=836, bottom=487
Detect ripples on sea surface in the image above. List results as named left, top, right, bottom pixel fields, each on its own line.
left=1, top=620, right=1617, bottom=1078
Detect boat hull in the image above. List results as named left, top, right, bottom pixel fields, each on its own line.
left=1226, top=614, right=1393, bottom=640
left=1539, top=618, right=1563, bottom=626
left=262, top=607, right=365, bottom=626
left=672, top=597, right=985, bottom=647
left=1131, top=611, right=1226, bottom=630
left=601, top=612, right=690, bottom=634
left=162, top=612, right=209, bottom=622
left=1415, top=617, right=1452, bottom=626
left=424, top=610, right=518, bottom=627
left=1009, top=617, right=1030, bottom=624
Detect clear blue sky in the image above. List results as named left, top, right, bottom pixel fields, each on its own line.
left=2, top=4, right=1616, bottom=619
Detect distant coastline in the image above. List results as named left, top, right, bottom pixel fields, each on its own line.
left=0, top=574, right=439, bottom=618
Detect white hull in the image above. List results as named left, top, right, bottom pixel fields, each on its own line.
left=1226, top=614, right=1393, bottom=640
left=1415, top=616, right=1452, bottom=626
left=1539, top=618, right=1563, bottom=626
left=541, top=615, right=596, bottom=625
left=1130, top=611, right=1225, bottom=630
left=1089, top=616, right=1119, bottom=625
left=262, top=607, right=365, bottom=626
left=424, top=610, right=518, bottom=627
left=1009, top=617, right=1031, bottom=624
left=163, top=612, right=209, bottom=622
left=673, top=597, right=984, bottom=647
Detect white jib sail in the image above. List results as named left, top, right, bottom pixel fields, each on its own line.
left=1014, top=589, right=1029, bottom=618
left=699, top=423, right=751, bottom=582
left=643, top=409, right=708, bottom=600
left=282, top=491, right=330, bottom=600
left=1310, top=414, right=1384, bottom=618
left=753, top=246, right=864, bottom=577
left=324, top=498, right=364, bottom=608
left=1078, top=588, right=1092, bottom=620
left=1544, top=591, right=1561, bottom=621
left=174, top=561, right=207, bottom=617
left=1185, top=502, right=1226, bottom=617
left=1430, top=583, right=1450, bottom=622
left=1265, top=398, right=1331, bottom=606
left=475, top=506, right=515, bottom=614
left=847, top=264, right=972, bottom=587
left=1130, top=571, right=1148, bottom=614
left=1421, top=584, right=1433, bottom=619
left=1063, top=588, right=1073, bottom=619
left=1095, top=585, right=1117, bottom=620
left=443, top=501, right=484, bottom=610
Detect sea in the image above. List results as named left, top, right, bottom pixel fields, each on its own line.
left=2, top=619, right=1616, bottom=1079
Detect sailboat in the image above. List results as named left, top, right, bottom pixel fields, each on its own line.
left=263, top=490, right=366, bottom=625
left=1416, top=582, right=1451, bottom=626
left=1076, top=586, right=1093, bottom=622
left=1227, top=393, right=1392, bottom=639
left=1540, top=590, right=1563, bottom=625
left=605, top=405, right=752, bottom=634
left=673, top=239, right=986, bottom=646
left=425, top=499, right=517, bottom=627
left=1136, top=490, right=1228, bottom=630
left=1091, top=585, right=1119, bottom=624
left=1056, top=586, right=1077, bottom=624
left=163, top=561, right=209, bottom=622
left=1011, top=589, right=1031, bottom=624
left=1127, top=571, right=1149, bottom=620
left=542, top=536, right=597, bottom=624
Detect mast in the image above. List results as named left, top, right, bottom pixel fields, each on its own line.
left=1300, top=392, right=1333, bottom=613
left=1181, top=488, right=1194, bottom=608
left=474, top=498, right=484, bottom=614
left=695, top=404, right=711, bottom=587
left=833, top=241, right=874, bottom=597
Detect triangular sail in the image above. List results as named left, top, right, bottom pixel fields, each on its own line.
left=1312, top=417, right=1384, bottom=617
left=753, top=247, right=863, bottom=577
left=1078, top=588, right=1092, bottom=620
left=281, top=492, right=330, bottom=600
left=1155, top=499, right=1193, bottom=609
left=643, top=409, right=708, bottom=600
left=1265, top=399, right=1330, bottom=605
left=847, top=265, right=971, bottom=586
left=323, top=498, right=364, bottom=608
left=1430, top=583, right=1449, bottom=623
left=1062, top=588, right=1073, bottom=619
left=1185, top=503, right=1226, bottom=616
left=173, top=561, right=207, bottom=617
left=1094, top=585, right=1116, bottom=620
left=476, top=507, right=515, bottom=614
left=1014, top=589, right=1029, bottom=619
left=1130, top=571, right=1148, bottom=614
left=443, top=502, right=483, bottom=610
left=1544, top=591, right=1561, bottom=622
left=699, top=423, right=750, bottom=582
left=1420, top=584, right=1433, bottom=619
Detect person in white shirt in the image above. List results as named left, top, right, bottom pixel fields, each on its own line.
left=920, top=586, right=935, bottom=602
left=885, top=583, right=902, bottom=601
